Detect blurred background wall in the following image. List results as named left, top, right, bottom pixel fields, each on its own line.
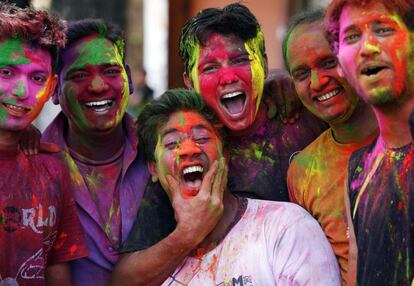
left=2, top=0, right=330, bottom=129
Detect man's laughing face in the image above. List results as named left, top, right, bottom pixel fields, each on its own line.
left=150, top=110, right=223, bottom=198
left=185, top=33, right=266, bottom=132
left=58, top=34, right=130, bottom=134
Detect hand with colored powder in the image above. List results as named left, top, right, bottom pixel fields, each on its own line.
left=263, top=68, right=302, bottom=124
left=19, top=124, right=61, bottom=155
left=166, top=157, right=227, bottom=249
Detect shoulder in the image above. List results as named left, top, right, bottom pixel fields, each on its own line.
left=247, top=199, right=313, bottom=226
left=289, top=129, right=332, bottom=169
left=348, top=139, right=377, bottom=178
left=29, top=152, right=69, bottom=177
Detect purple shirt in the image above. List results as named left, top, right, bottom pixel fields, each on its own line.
left=42, top=112, right=149, bottom=286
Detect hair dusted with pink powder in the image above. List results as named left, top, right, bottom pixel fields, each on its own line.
left=0, top=2, right=66, bottom=72
left=326, top=0, right=414, bottom=53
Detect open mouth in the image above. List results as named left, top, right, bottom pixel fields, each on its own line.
left=361, top=66, right=387, bottom=77
left=84, top=99, right=115, bottom=112
left=181, top=165, right=204, bottom=191
left=220, top=91, right=246, bottom=115
left=315, top=88, right=343, bottom=102
left=2, top=103, right=30, bottom=115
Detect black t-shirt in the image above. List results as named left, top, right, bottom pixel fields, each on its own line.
left=348, top=139, right=414, bottom=286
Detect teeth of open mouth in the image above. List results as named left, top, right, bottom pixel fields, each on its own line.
left=183, top=165, right=203, bottom=175
left=317, top=89, right=341, bottom=102
left=84, top=99, right=112, bottom=107
left=222, top=91, right=243, bottom=99
left=5, top=103, right=26, bottom=111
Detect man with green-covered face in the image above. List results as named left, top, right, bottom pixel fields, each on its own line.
left=0, top=3, right=89, bottom=285
left=42, top=19, right=149, bottom=285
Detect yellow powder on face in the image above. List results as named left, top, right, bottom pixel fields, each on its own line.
left=190, top=44, right=201, bottom=93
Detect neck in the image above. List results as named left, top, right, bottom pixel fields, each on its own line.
left=66, top=122, right=125, bottom=161
left=199, top=191, right=240, bottom=251
left=331, top=101, right=379, bottom=144
left=0, top=129, right=22, bottom=153
left=373, top=95, right=414, bottom=148
left=229, top=103, right=266, bottom=138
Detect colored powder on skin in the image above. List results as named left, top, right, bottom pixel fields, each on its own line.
left=12, top=82, right=26, bottom=98
left=0, top=38, right=30, bottom=68
left=69, top=36, right=129, bottom=127
left=0, top=97, right=15, bottom=124
left=244, top=31, right=265, bottom=116
left=190, top=44, right=201, bottom=93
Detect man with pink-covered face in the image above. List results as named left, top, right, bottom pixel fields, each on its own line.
left=0, top=3, right=88, bottom=285
left=130, top=5, right=327, bottom=252
left=327, top=0, right=414, bottom=285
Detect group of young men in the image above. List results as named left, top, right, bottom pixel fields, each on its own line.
left=0, top=0, right=412, bottom=285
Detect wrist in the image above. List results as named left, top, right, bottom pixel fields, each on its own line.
left=166, top=224, right=202, bottom=251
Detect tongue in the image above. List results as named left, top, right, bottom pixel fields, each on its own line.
left=223, top=97, right=244, bottom=114
left=186, top=179, right=202, bottom=189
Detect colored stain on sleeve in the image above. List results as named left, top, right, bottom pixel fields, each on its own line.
left=207, top=254, right=218, bottom=281
left=70, top=244, right=78, bottom=255
left=53, top=232, right=68, bottom=250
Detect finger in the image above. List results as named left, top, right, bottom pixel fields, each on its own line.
left=199, top=160, right=219, bottom=196
left=217, top=158, right=228, bottom=202
left=39, top=143, right=61, bottom=153
left=211, top=158, right=225, bottom=200
left=166, top=175, right=183, bottom=203
left=29, top=137, right=38, bottom=155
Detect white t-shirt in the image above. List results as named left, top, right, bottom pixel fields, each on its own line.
left=162, top=199, right=340, bottom=286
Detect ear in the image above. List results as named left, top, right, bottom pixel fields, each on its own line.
left=183, top=72, right=193, bottom=89
left=147, top=161, right=159, bottom=183
left=52, top=74, right=61, bottom=105
left=125, top=64, right=134, bottom=95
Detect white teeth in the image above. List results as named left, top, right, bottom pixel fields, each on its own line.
left=183, top=165, right=203, bottom=175
left=222, top=91, right=243, bottom=99
left=84, top=99, right=112, bottom=107
left=5, top=104, right=26, bottom=111
left=317, top=89, right=340, bottom=102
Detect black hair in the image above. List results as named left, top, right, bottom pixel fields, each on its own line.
left=282, top=8, right=325, bottom=71
left=57, top=18, right=126, bottom=74
left=179, top=2, right=265, bottom=74
left=138, top=88, right=224, bottom=162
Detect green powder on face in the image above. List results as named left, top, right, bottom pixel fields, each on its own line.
left=0, top=38, right=30, bottom=68
left=71, top=37, right=123, bottom=71
left=12, top=82, right=27, bottom=98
